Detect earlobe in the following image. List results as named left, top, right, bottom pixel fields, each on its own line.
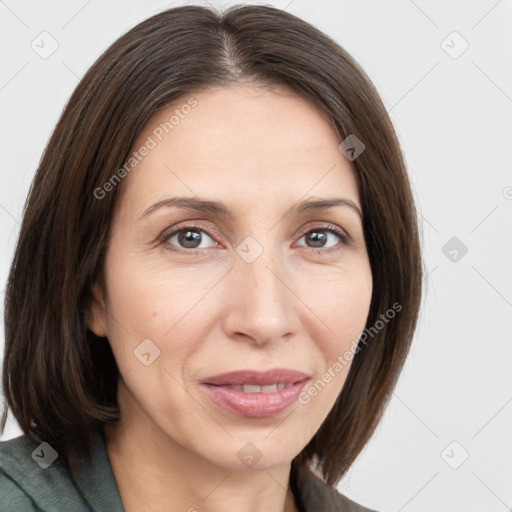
left=87, top=282, right=108, bottom=337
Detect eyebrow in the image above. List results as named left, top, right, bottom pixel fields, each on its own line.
left=138, top=196, right=362, bottom=221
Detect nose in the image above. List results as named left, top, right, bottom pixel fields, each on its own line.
left=222, top=246, right=300, bottom=347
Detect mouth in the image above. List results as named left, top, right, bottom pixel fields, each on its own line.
left=199, top=368, right=311, bottom=418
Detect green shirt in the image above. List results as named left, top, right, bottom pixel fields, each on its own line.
left=0, top=430, right=377, bottom=511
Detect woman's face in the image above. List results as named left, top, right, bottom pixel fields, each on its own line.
left=90, top=84, right=372, bottom=471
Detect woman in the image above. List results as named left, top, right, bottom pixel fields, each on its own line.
left=0, top=4, right=422, bottom=511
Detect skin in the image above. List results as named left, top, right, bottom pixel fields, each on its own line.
left=88, top=83, right=373, bottom=512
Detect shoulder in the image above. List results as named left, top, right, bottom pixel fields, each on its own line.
left=0, top=434, right=89, bottom=511
left=331, top=488, right=379, bottom=512
left=0, top=471, right=38, bottom=512
left=0, top=435, right=40, bottom=511
left=294, top=463, right=380, bottom=512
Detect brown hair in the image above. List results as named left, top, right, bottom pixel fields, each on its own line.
left=1, top=4, right=422, bottom=485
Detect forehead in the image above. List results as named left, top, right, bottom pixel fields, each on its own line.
left=117, top=85, right=359, bottom=215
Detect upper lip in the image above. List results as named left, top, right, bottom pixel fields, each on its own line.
left=201, top=368, right=310, bottom=386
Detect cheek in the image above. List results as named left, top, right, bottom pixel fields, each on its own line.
left=100, top=255, right=170, bottom=368
left=297, top=274, right=372, bottom=418
left=104, top=252, right=184, bottom=328
left=101, top=252, right=215, bottom=374
left=314, top=268, right=373, bottom=347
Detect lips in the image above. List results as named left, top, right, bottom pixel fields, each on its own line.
left=201, top=368, right=310, bottom=387
left=200, top=369, right=311, bottom=418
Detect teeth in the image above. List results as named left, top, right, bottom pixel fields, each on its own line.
left=244, top=384, right=265, bottom=393
left=224, top=383, right=289, bottom=393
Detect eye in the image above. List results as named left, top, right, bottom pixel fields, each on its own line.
left=158, top=222, right=349, bottom=254
left=295, top=224, right=349, bottom=254
left=159, top=222, right=219, bottom=252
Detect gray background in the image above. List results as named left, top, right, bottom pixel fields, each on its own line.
left=1, top=1, right=511, bottom=511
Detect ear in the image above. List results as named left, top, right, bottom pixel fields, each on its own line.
left=87, top=281, right=108, bottom=337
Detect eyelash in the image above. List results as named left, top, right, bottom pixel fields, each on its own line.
left=157, top=221, right=349, bottom=255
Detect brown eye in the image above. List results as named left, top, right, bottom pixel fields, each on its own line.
left=158, top=221, right=221, bottom=253
left=176, top=229, right=205, bottom=249
left=304, top=230, right=329, bottom=248
left=295, top=225, right=348, bottom=254
left=158, top=222, right=348, bottom=255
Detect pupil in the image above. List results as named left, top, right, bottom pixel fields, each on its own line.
left=179, top=230, right=201, bottom=248
left=307, top=231, right=326, bottom=247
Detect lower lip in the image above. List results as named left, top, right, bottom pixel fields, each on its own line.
left=200, top=380, right=309, bottom=418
